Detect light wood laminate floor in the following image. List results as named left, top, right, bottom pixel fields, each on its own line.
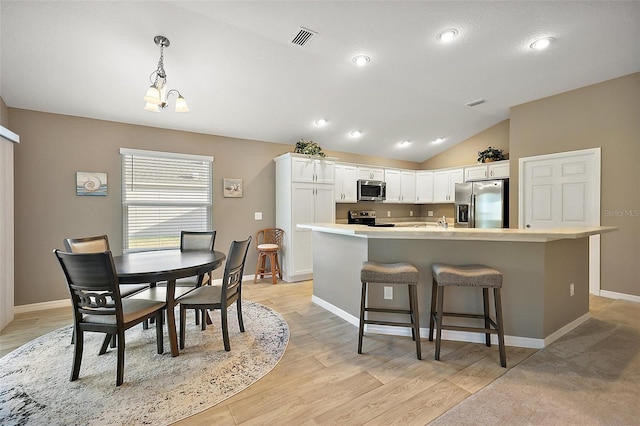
left=1, top=280, right=537, bottom=424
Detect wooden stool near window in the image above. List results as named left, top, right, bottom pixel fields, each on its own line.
left=429, top=263, right=506, bottom=367
left=253, top=228, right=284, bottom=284
left=358, top=261, right=422, bottom=360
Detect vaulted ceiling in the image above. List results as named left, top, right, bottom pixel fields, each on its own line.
left=2, top=1, right=639, bottom=161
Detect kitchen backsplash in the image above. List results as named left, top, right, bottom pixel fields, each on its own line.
left=335, top=202, right=454, bottom=224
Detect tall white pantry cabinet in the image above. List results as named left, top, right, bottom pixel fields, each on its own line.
left=275, top=153, right=336, bottom=282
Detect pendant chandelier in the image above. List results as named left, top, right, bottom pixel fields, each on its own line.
left=143, top=35, right=189, bottom=113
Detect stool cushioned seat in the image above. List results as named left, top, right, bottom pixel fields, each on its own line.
left=432, top=264, right=502, bottom=288
left=361, top=261, right=419, bottom=284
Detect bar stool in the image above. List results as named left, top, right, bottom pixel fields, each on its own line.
left=429, top=263, right=506, bottom=368
left=358, top=261, right=422, bottom=360
left=253, top=228, right=284, bottom=284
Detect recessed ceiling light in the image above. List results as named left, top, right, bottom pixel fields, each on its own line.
left=350, top=130, right=362, bottom=138
left=314, top=118, right=327, bottom=127
left=399, top=140, right=411, bottom=147
left=530, top=37, right=554, bottom=50
left=437, top=29, right=458, bottom=42
left=432, top=137, right=446, bottom=144
left=352, top=55, right=370, bottom=66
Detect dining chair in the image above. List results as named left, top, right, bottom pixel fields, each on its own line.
left=64, top=234, right=151, bottom=344
left=178, top=236, right=252, bottom=351
left=64, top=235, right=149, bottom=297
left=253, top=228, right=284, bottom=284
left=176, top=230, right=217, bottom=287
left=53, top=249, right=166, bottom=386
left=156, top=231, right=217, bottom=326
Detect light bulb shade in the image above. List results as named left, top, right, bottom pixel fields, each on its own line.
left=144, top=85, right=161, bottom=105
left=174, top=95, right=190, bottom=112
left=144, top=102, right=160, bottom=112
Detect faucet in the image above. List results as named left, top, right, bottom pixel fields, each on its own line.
left=437, top=216, right=448, bottom=229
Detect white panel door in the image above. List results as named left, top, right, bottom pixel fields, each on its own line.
left=521, top=150, right=600, bottom=229
left=520, top=148, right=601, bottom=293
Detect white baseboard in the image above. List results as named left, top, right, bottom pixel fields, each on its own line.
left=542, top=312, right=591, bottom=347
left=14, top=299, right=70, bottom=314
left=598, top=290, right=640, bottom=303
left=13, top=275, right=257, bottom=314
left=311, top=295, right=574, bottom=349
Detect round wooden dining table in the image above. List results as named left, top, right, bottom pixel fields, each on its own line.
left=113, top=249, right=226, bottom=357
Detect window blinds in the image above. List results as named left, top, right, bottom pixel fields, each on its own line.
left=120, top=148, right=213, bottom=252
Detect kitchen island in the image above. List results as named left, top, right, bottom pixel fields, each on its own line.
left=299, top=223, right=617, bottom=348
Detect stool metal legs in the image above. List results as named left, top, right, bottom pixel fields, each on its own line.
left=358, top=280, right=422, bottom=360
left=357, top=281, right=367, bottom=355
left=429, top=281, right=507, bottom=368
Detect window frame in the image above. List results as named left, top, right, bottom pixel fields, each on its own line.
left=120, top=148, right=214, bottom=253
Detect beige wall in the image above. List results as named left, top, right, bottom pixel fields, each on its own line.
left=509, top=73, right=640, bottom=297
left=7, top=73, right=639, bottom=304
left=420, top=120, right=510, bottom=169
left=7, top=108, right=421, bottom=306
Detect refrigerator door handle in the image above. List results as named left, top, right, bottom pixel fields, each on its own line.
left=470, top=194, right=476, bottom=228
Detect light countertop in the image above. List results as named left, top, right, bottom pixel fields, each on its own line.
left=298, top=223, right=617, bottom=243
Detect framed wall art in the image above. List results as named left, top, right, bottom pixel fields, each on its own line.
left=76, top=171, right=107, bottom=196
left=223, top=178, right=243, bottom=198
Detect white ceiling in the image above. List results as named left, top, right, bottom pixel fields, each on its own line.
left=2, top=1, right=639, bottom=162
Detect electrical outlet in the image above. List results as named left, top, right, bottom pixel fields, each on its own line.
left=384, top=286, right=393, bottom=300
left=387, top=211, right=391, bottom=217
left=254, top=212, right=263, bottom=220
left=410, top=210, right=414, bottom=217
left=570, top=283, right=575, bottom=296
left=428, top=211, right=434, bottom=217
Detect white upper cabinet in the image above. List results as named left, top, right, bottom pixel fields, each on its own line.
left=357, top=166, right=385, bottom=181
left=335, top=163, right=358, bottom=203
left=384, top=169, right=416, bottom=203
left=415, top=171, right=434, bottom=204
left=433, top=168, right=463, bottom=203
left=488, top=160, right=510, bottom=179
left=292, top=155, right=335, bottom=183
left=465, top=160, right=509, bottom=181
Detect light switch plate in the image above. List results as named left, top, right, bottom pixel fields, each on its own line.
left=384, top=286, right=393, bottom=300
left=254, top=212, right=263, bottom=220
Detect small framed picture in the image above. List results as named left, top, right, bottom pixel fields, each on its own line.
left=223, top=178, right=243, bottom=198
left=76, top=172, right=107, bottom=196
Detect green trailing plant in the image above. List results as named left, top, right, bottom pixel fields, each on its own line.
left=477, top=146, right=506, bottom=163
left=294, top=139, right=326, bottom=157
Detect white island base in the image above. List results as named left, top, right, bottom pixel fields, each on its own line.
left=302, top=224, right=616, bottom=349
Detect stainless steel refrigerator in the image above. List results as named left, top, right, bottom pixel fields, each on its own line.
left=455, top=180, right=509, bottom=228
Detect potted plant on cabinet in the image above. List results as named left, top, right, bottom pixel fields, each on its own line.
left=477, top=146, right=506, bottom=163
left=294, top=139, right=326, bottom=158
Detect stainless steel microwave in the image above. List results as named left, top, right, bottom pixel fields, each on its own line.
left=357, top=179, right=386, bottom=201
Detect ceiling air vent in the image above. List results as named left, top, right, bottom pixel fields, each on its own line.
left=291, top=27, right=317, bottom=47
left=466, top=99, right=486, bottom=107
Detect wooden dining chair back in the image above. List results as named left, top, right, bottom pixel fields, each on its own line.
left=253, top=228, right=284, bottom=284
left=53, top=249, right=166, bottom=386
left=64, top=235, right=149, bottom=297
left=181, top=230, right=216, bottom=252
left=64, top=234, right=109, bottom=253
left=178, top=236, right=252, bottom=351
left=175, top=230, right=217, bottom=287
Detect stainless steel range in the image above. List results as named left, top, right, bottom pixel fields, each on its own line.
left=347, top=210, right=395, bottom=227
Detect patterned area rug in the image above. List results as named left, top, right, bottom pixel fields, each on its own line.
left=0, top=301, right=289, bottom=425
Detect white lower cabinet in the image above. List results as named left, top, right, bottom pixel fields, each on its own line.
left=275, top=153, right=336, bottom=282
